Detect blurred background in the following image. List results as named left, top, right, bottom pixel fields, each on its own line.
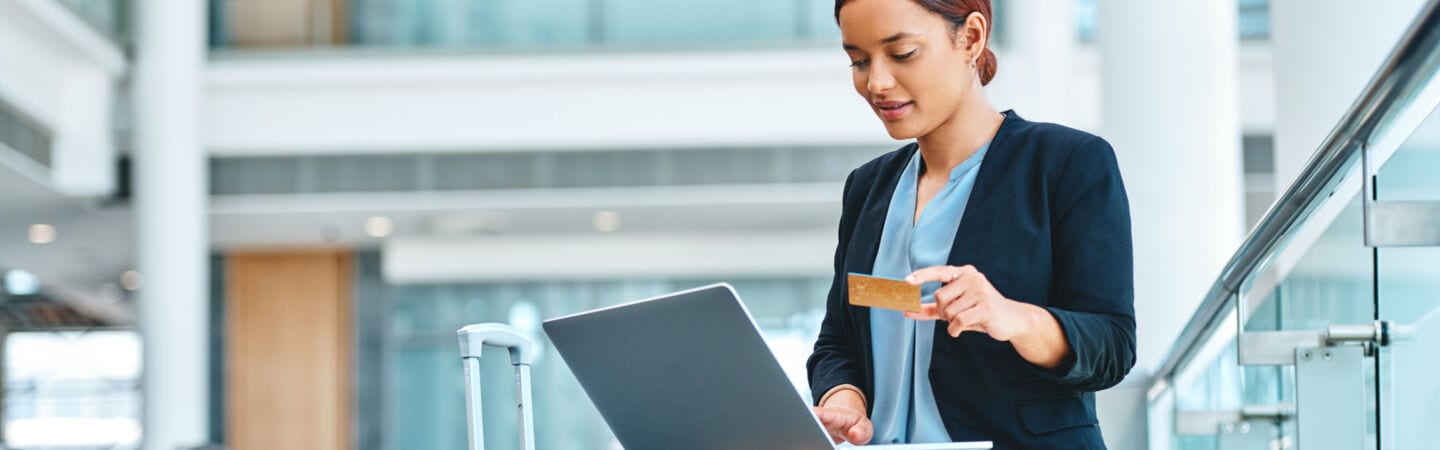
left=2, top=0, right=1439, bottom=449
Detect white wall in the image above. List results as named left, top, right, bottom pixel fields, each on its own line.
left=0, top=0, right=124, bottom=198
left=0, top=0, right=129, bottom=323
left=202, top=45, right=1137, bottom=156
left=1271, top=0, right=1428, bottom=191
left=205, top=49, right=893, bottom=154
left=383, top=232, right=835, bottom=283
left=1096, top=384, right=1150, bottom=450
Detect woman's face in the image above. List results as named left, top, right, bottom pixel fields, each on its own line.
left=839, top=0, right=982, bottom=140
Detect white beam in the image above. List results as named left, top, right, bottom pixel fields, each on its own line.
left=383, top=232, right=835, bottom=283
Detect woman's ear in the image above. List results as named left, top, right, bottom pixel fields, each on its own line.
left=958, top=11, right=988, bottom=59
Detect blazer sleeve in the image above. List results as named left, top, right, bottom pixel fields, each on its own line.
left=807, top=170, right=867, bottom=406
left=1027, top=136, right=1138, bottom=392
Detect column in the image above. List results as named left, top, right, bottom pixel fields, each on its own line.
left=1003, top=0, right=1077, bottom=124
left=1098, top=0, right=1245, bottom=374
left=132, top=0, right=210, bottom=448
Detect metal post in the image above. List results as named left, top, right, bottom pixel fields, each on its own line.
left=514, top=360, right=536, bottom=450
left=1218, top=420, right=1277, bottom=450
left=1362, top=140, right=1440, bottom=247
left=1236, top=321, right=1406, bottom=449
left=463, top=356, right=486, bottom=450
left=1294, top=345, right=1368, bottom=450
left=1363, top=141, right=1375, bottom=247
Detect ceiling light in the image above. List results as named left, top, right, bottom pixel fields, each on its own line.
left=28, top=224, right=56, bottom=244
left=4, top=270, right=40, bottom=296
left=364, top=216, right=395, bottom=238
left=593, top=211, right=622, bottom=233
left=121, top=271, right=143, bottom=291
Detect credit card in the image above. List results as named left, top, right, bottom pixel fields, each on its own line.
left=847, top=273, right=921, bottom=312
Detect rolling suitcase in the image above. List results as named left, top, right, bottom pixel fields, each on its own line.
left=457, top=323, right=537, bottom=450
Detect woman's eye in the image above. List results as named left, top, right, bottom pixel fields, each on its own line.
left=893, top=50, right=917, bottom=60
left=850, top=59, right=870, bottom=69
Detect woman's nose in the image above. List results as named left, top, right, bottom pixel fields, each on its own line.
left=867, top=63, right=896, bottom=94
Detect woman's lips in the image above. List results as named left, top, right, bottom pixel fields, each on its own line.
left=876, top=101, right=913, bottom=120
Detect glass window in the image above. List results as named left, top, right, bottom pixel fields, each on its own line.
left=214, top=0, right=842, bottom=51
left=378, top=277, right=828, bottom=449
left=55, top=0, right=127, bottom=42
left=601, top=0, right=800, bottom=46
left=4, top=331, right=142, bottom=449
left=1074, top=0, right=1270, bottom=44
left=1237, top=0, right=1272, bottom=41
left=347, top=0, right=592, bottom=49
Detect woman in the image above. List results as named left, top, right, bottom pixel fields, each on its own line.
left=805, top=0, right=1136, bottom=448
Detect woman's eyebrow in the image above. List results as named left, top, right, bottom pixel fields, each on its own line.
left=843, top=31, right=918, bottom=51
left=880, top=32, right=917, bottom=44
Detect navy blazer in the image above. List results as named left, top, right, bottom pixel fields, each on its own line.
left=807, top=111, right=1136, bottom=450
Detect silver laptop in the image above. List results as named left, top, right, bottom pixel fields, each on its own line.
left=542, top=283, right=992, bottom=450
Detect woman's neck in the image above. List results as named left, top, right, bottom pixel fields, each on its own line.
left=915, top=96, right=1004, bottom=178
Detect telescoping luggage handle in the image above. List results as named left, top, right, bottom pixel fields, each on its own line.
left=458, top=323, right=537, bottom=450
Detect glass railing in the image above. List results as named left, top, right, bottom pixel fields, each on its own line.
left=208, top=0, right=840, bottom=52
left=1147, top=0, right=1440, bottom=449
left=1372, top=104, right=1440, bottom=450
left=211, top=0, right=1273, bottom=52
left=0, top=99, right=52, bottom=170
left=54, top=0, right=127, bottom=43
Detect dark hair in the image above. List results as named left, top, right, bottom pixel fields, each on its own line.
left=835, top=0, right=998, bottom=86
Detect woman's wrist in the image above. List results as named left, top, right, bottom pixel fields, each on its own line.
left=1008, top=303, right=1070, bottom=370
left=820, top=384, right=867, bottom=413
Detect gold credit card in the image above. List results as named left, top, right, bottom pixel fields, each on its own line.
left=847, top=273, right=921, bottom=312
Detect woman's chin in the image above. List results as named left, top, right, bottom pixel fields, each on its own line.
left=881, top=123, right=922, bottom=141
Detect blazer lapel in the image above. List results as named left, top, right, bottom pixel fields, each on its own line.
left=846, top=143, right=918, bottom=364
left=848, top=142, right=917, bottom=277
left=948, top=110, right=1023, bottom=265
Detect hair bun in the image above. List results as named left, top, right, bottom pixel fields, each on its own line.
left=978, top=48, right=998, bottom=86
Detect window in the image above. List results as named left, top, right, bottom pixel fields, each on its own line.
left=4, top=331, right=142, bottom=449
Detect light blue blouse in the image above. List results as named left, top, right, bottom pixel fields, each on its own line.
left=867, top=140, right=990, bottom=444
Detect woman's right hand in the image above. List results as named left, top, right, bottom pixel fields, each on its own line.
left=811, top=389, right=873, bottom=444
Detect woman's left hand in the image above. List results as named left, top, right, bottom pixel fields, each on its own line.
left=901, top=264, right=1038, bottom=342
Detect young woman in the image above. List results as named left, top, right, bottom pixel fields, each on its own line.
left=805, top=0, right=1136, bottom=448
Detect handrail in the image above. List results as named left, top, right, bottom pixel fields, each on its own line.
left=1150, top=0, right=1440, bottom=391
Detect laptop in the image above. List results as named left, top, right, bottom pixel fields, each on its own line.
left=542, top=283, right=992, bottom=450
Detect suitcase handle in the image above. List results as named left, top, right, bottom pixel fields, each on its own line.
left=458, top=323, right=537, bottom=450
left=460, top=323, right=536, bottom=365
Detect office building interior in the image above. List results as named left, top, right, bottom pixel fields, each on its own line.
left=0, top=0, right=1437, bottom=448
